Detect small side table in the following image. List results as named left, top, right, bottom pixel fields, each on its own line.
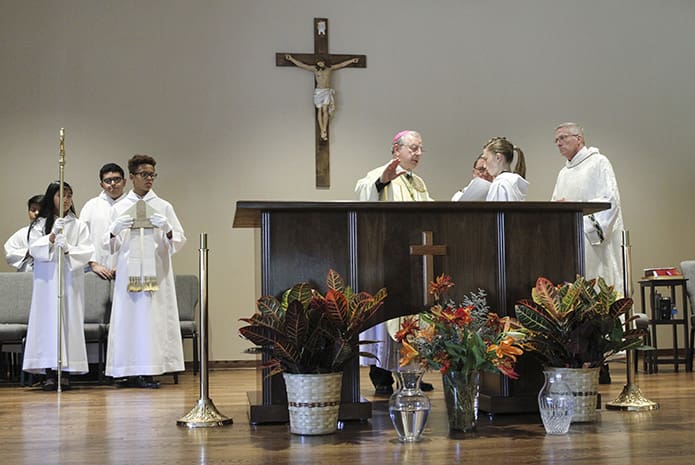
left=638, top=277, right=692, bottom=372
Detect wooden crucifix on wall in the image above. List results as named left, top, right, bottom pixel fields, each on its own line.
left=276, top=18, right=367, bottom=188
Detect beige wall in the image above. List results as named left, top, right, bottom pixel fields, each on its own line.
left=2, top=1, right=694, bottom=360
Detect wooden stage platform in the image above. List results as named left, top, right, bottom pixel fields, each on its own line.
left=1, top=364, right=693, bottom=465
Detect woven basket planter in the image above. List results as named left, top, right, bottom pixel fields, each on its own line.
left=546, top=367, right=600, bottom=422
left=283, top=372, right=343, bottom=435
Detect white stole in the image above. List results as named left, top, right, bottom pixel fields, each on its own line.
left=124, top=200, right=159, bottom=292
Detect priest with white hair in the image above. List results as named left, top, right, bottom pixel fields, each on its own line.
left=355, top=130, right=433, bottom=395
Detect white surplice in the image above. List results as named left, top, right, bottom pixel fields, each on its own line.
left=552, top=146, right=625, bottom=292
left=23, top=214, right=94, bottom=374
left=355, top=162, right=433, bottom=370
left=105, top=189, right=186, bottom=378
left=4, top=226, right=33, bottom=272
left=80, top=190, right=126, bottom=269
left=451, top=177, right=491, bottom=201
left=486, top=172, right=529, bottom=202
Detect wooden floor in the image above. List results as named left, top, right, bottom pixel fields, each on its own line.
left=1, top=363, right=693, bottom=465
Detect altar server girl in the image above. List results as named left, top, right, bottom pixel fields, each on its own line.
left=23, top=181, right=94, bottom=390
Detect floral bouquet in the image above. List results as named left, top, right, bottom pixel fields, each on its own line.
left=395, top=274, right=525, bottom=381
left=394, top=274, right=526, bottom=432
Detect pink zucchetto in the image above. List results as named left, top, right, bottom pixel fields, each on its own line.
left=392, top=130, right=413, bottom=146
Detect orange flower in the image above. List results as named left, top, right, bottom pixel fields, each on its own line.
left=495, top=359, right=520, bottom=379
left=428, top=274, right=455, bottom=300
left=399, top=341, right=419, bottom=367
left=429, top=304, right=444, bottom=319
left=420, top=324, right=436, bottom=342
left=437, top=305, right=473, bottom=327
left=487, top=335, right=524, bottom=362
left=394, top=316, right=420, bottom=342
left=453, top=306, right=473, bottom=326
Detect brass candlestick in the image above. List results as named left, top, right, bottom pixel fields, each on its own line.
left=606, top=231, right=659, bottom=411
left=177, top=233, right=233, bottom=427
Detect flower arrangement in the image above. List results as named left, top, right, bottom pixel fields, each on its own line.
left=394, top=274, right=525, bottom=381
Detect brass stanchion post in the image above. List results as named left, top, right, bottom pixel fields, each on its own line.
left=606, top=230, right=659, bottom=411
left=56, top=128, right=66, bottom=393
left=177, top=233, right=233, bottom=427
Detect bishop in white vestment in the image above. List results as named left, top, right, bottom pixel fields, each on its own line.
left=355, top=131, right=433, bottom=392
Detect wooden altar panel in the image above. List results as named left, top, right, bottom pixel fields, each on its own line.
left=233, top=201, right=609, bottom=422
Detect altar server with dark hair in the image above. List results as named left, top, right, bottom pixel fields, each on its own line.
left=105, top=154, right=186, bottom=388
left=23, top=181, right=94, bottom=390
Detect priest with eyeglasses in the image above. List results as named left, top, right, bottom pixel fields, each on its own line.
left=355, top=130, right=434, bottom=395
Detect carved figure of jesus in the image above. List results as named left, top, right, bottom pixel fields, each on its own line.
left=285, top=54, right=359, bottom=140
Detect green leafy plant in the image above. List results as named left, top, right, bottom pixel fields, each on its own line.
left=515, top=275, right=643, bottom=368
left=239, top=269, right=387, bottom=375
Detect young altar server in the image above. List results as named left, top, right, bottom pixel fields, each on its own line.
left=80, top=162, right=127, bottom=280
left=23, top=181, right=94, bottom=390
left=482, top=137, right=529, bottom=202
left=4, top=194, right=43, bottom=272
left=105, top=154, right=186, bottom=388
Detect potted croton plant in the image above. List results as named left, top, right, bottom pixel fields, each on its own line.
left=515, top=275, right=643, bottom=422
left=239, top=269, right=387, bottom=435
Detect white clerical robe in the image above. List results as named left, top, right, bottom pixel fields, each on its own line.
left=486, top=172, right=529, bottom=201
left=451, top=177, right=491, bottom=201
left=23, top=214, right=94, bottom=374
left=355, top=162, right=433, bottom=370
left=552, top=146, right=625, bottom=293
left=105, top=189, right=186, bottom=378
left=354, top=162, right=433, bottom=202
left=80, top=191, right=125, bottom=269
left=4, top=226, right=33, bottom=271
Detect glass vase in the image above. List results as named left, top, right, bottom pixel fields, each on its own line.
left=537, top=370, right=575, bottom=434
left=388, top=368, right=431, bottom=442
left=442, top=370, right=480, bottom=433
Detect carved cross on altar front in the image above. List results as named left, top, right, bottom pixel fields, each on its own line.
left=410, top=231, right=447, bottom=305
left=276, top=18, right=367, bottom=188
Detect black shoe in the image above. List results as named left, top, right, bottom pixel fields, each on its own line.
left=599, top=364, right=611, bottom=385
left=135, top=376, right=160, bottom=389
left=369, top=365, right=394, bottom=387
left=42, top=377, right=57, bottom=391
left=60, top=374, right=72, bottom=391
left=374, top=384, right=394, bottom=396
left=420, top=381, right=434, bottom=392
left=116, top=376, right=160, bottom=389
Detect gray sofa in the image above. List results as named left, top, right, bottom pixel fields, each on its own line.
left=0, top=271, right=198, bottom=385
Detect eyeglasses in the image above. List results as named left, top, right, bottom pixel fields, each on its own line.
left=474, top=166, right=488, bottom=173
left=134, top=172, right=158, bottom=179
left=403, top=144, right=425, bottom=154
left=554, top=134, right=578, bottom=144
left=102, top=176, right=123, bottom=185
